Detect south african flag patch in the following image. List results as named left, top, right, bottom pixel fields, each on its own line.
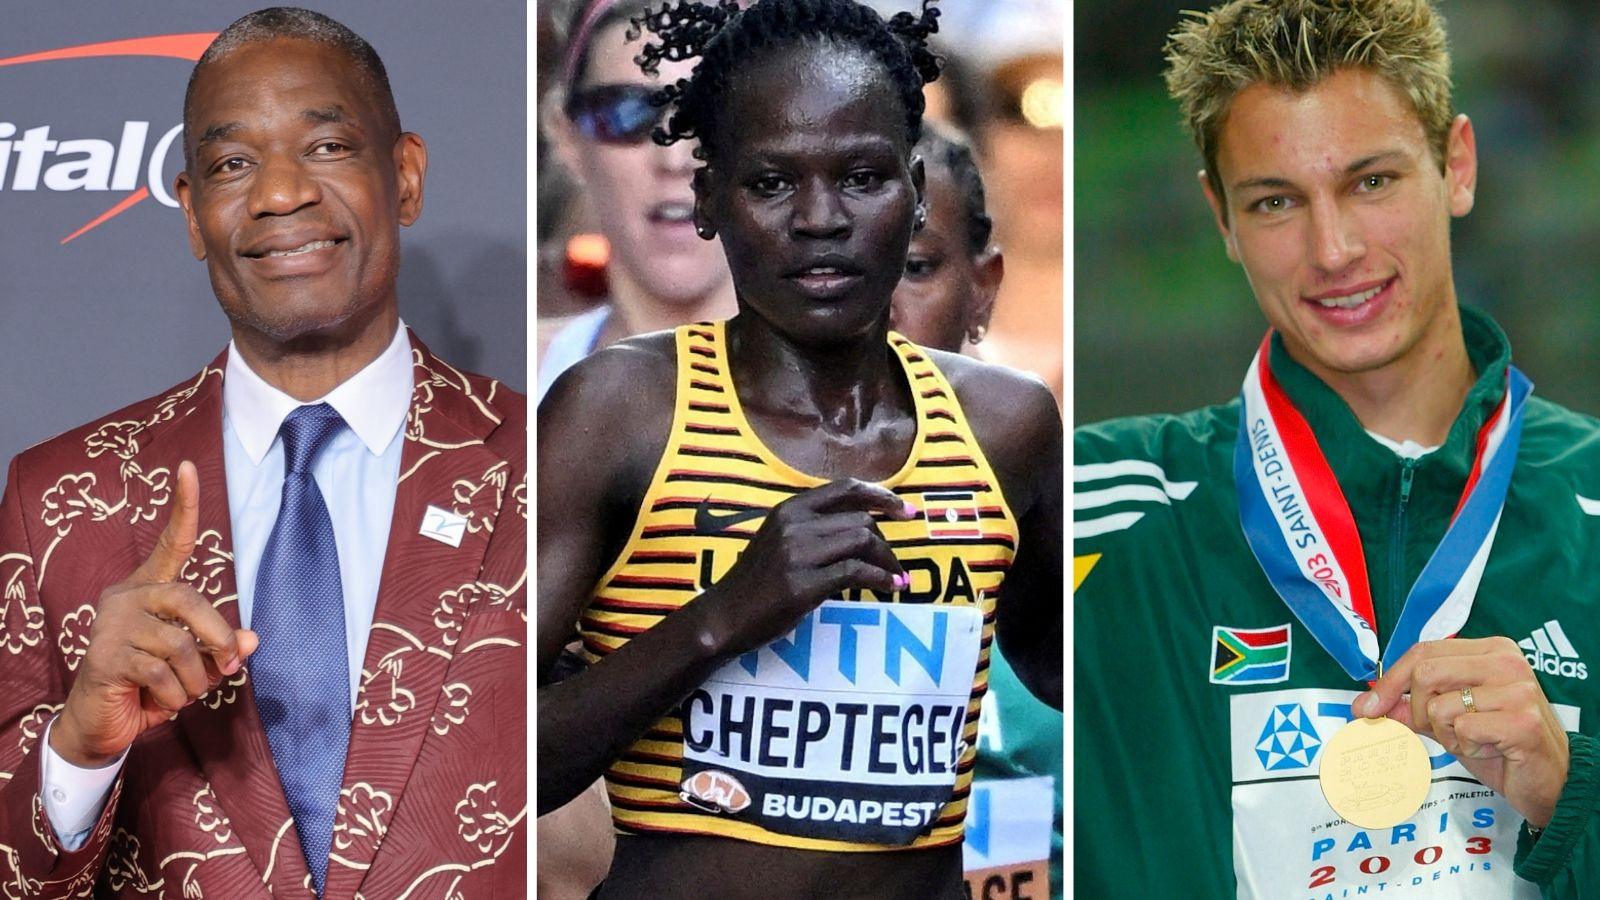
left=1210, top=624, right=1291, bottom=684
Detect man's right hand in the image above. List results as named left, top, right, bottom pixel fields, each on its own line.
left=49, top=461, right=258, bottom=768
left=692, top=477, right=916, bottom=655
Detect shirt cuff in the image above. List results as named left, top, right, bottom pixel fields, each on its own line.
left=1515, top=731, right=1600, bottom=884
left=39, top=716, right=127, bottom=851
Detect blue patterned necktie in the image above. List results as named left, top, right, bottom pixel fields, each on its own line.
left=250, top=403, right=350, bottom=897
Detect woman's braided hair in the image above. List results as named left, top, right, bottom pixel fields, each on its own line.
left=917, top=123, right=992, bottom=256
left=629, top=0, right=942, bottom=161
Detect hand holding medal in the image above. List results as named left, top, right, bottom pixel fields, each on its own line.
left=1353, top=638, right=1571, bottom=829
left=1234, top=339, right=1538, bottom=831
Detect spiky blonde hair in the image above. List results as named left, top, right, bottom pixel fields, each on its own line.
left=1164, top=0, right=1453, bottom=201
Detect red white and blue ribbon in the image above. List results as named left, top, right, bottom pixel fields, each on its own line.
left=1233, top=336, right=1530, bottom=682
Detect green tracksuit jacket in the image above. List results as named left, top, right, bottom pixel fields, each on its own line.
left=1075, top=307, right=1600, bottom=898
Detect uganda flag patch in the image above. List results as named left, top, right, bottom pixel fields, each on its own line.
left=922, top=490, right=982, bottom=539
left=1210, top=624, right=1291, bottom=685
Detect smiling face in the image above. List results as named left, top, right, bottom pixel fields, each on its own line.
left=175, top=38, right=425, bottom=346
left=695, top=43, right=921, bottom=346
left=553, top=20, right=728, bottom=307
left=1202, top=67, right=1476, bottom=381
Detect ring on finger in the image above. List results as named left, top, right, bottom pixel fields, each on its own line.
left=1459, top=686, right=1477, bottom=715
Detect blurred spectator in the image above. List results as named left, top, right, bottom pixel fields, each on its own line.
left=891, top=121, right=1002, bottom=353
left=536, top=4, right=586, bottom=320
left=923, top=47, right=992, bottom=138
left=892, top=122, right=1065, bottom=900
left=977, top=51, right=1064, bottom=404
left=870, top=0, right=1063, bottom=72
left=535, top=0, right=736, bottom=405
left=918, top=42, right=1064, bottom=404
left=536, top=5, right=737, bottom=894
left=871, top=0, right=1064, bottom=403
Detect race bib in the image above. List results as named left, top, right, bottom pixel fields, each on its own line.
left=962, top=776, right=1054, bottom=899
left=679, top=600, right=983, bottom=844
left=1229, top=689, right=1579, bottom=899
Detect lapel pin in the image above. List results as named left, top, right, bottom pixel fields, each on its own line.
left=420, top=505, right=469, bottom=548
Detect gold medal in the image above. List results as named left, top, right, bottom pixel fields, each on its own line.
left=1318, top=717, right=1431, bottom=829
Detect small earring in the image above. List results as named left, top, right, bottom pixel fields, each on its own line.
left=913, top=207, right=927, bottom=231
left=695, top=224, right=712, bottom=239
left=967, top=324, right=987, bottom=345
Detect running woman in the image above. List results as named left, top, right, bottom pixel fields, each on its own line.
left=538, top=2, right=1062, bottom=896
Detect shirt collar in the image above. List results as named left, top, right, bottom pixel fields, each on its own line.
left=223, top=320, right=415, bottom=465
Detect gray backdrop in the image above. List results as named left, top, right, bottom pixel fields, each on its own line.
left=0, top=2, right=525, bottom=473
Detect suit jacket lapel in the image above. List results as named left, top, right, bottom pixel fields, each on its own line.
left=128, top=351, right=312, bottom=897
left=327, top=336, right=510, bottom=900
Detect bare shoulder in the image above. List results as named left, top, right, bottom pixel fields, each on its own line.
left=538, top=331, right=678, bottom=425
left=929, top=349, right=1060, bottom=462
left=536, top=330, right=681, bottom=510
left=926, top=349, right=1062, bottom=514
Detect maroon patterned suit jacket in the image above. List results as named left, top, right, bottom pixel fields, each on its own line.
left=0, top=334, right=526, bottom=898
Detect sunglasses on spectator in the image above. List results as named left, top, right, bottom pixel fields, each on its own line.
left=565, top=84, right=665, bottom=145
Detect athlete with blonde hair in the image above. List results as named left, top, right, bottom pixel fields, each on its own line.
left=1077, top=1, right=1600, bottom=896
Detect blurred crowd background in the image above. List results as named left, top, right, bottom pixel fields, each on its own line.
left=535, top=0, right=1066, bottom=404
left=1078, top=0, right=1600, bottom=423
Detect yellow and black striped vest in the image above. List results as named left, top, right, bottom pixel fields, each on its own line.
left=579, top=321, right=1019, bottom=851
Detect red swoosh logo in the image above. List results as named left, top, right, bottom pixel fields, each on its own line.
left=0, top=33, right=216, bottom=243
left=60, top=187, right=150, bottom=245
left=0, top=33, right=213, bottom=68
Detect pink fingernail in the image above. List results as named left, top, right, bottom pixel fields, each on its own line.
left=902, top=501, right=918, bottom=518
left=894, top=572, right=910, bottom=590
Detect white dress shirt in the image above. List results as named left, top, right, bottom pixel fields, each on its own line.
left=41, top=321, right=414, bottom=849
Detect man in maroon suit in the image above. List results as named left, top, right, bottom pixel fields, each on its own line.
left=0, top=9, right=525, bottom=898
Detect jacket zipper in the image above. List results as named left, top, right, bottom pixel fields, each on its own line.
left=1386, top=459, right=1417, bottom=644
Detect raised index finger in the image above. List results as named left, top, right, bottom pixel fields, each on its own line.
left=132, top=460, right=199, bottom=584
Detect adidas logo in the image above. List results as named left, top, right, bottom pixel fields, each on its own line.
left=1519, top=620, right=1588, bottom=680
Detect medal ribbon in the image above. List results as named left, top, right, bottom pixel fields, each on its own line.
left=1233, top=336, right=1531, bottom=681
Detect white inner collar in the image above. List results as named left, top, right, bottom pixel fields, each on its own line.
left=1365, top=429, right=1440, bottom=460
left=223, top=321, right=414, bottom=465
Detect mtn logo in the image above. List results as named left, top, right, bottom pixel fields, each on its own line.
left=1519, top=620, right=1587, bottom=680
